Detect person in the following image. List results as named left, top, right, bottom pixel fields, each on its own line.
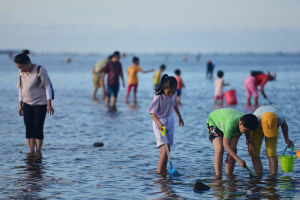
left=125, top=56, right=154, bottom=104
left=249, top=106, right=294, bottom=176
left=244, top=71, right=276, bottom=106
left=153, top=64, right=166, bottom=89
left=148, top=74, right=184, bottom=174
left=15, top=50, right=54, bottom=154
left=92, top=55, right=112, bottom=100
left=206, top=60, right=215, bottom=79
left=100, top=51, right=125, bottom=111
left=214, top=70, right=229, bottom=105
left=174, top=69, right=185, bottom=105
left=206, top=108, right=258, bottom=176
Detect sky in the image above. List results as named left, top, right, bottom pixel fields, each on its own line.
left=0, top=0, right=300, bottom=54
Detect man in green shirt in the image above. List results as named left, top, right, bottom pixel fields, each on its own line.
left=206, top=108, right=258, bottom=176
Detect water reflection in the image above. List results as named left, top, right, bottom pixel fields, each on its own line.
left=14, top=153, right=45, bottom=199
left=154, top=174, right=179, bottom=200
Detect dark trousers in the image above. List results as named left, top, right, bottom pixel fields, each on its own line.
left=23, top=103, right=47, bottom=139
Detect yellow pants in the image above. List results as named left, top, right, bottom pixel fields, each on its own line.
left=92, top=74, right=103, bottom=89
left=251, top=128, right=278, bottom=157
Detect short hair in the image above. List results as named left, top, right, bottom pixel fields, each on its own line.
left=217, top=70, right=224, bottom=78
left=160, top=64, right=166, bottom=70
left=108, top=55, right=113, bottom=60
left=240, top=114, right=258, bottom=130
left=174, top=69, right=181, bottom=76
left=132, top=56, right=139, bottom=63
left=113, top=51, right=120, bottom=57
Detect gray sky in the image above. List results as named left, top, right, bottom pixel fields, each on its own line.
left=1, top=0, right=300, bottom=53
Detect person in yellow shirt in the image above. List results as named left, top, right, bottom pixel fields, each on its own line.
left=125, top=57, right=154, bottom=104
left=153, top=64, right=166, bottom=89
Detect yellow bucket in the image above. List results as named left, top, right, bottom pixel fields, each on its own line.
left=279, top=146, right=295, bottom=173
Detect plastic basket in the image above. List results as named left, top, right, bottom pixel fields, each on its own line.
left=279, top=146, right=295, bottom=173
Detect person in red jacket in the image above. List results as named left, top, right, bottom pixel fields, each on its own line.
left=244, top=71, right=276, bottom=106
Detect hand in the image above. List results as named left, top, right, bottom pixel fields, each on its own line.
left=178, top=117, right=184, bottom=127
left=237, top=158, right=246, bottom=168
left=248, top=144, right=255, bottom=157
left=157, top=122, right=163, bottom=130
left=285, top=139, right=294, bottom=147
left=18, top=106, right=23, bottom=116
left=47, top=105, right=54, bottom=115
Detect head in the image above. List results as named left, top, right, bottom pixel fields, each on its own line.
left=217, top=70, right=224, bottom=78
left=155, top=74, right=177, bottom=96
left=14, top=50, right=32, bottom=72
left=112, top=51, right=120, bottom=61
left=132, top=56, right=139, bottom=65
left=174, top=69, right=181, bottom=76
left=239, top=114, right=258, bottom=134
left=160, top=64, right=166, bottom=71
left=108, top=55, right=113, bottom=61
left=268, top=71, right=276, bottom=81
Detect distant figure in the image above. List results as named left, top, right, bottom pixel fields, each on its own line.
left=244, top=71, right=276, bottom=106
left=66, top=57, right=71, bottom=63
left=148, top=74, right=184, bottom=174
left=92, top=55, right=112, bottom=100
left=174, top=69, right=185, bottom=105
left=182, top=56, right=188, bottom=62
left=125, top=56, right=154, bottom=104
left=206, top=60, right=215, bottom=79
left=100, top=51, right=125, bottom=111
left=14, top=50, right=54, bottom=155
left=195, top=53, right=201, bottom=62
left=153, top=64, right=166, bottom=89
left=214, top=71, right=229, bottom=105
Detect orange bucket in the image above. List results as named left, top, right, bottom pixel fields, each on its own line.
left=224, top=89, right=237, bottom=105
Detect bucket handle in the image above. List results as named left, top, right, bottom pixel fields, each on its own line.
left=282, top=146, right=294, bottom=159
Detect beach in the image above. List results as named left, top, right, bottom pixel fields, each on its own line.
left=0, top=53, right=300, bottom=199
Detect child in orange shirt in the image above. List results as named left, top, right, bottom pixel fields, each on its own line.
left=174, top=69, right=185, bottom=105
left=125, top=57, right=154, bottom=104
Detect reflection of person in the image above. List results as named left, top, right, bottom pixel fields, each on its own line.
left=249, top=106, right=294, bottom=176
left=206, top=60, right=214, bottom=79
left=100, top=51, right=125, bottom=111
left=244, top=71, right=276, bottom=106
left=214, top=71, right=229, bottom=105
left=92, top=55, right=112, bottom=100
left=15, top=50, right=54, bottom=154
left=206, top=108, right=258, bottom=176
left=148, top=75, right=184, bottom=174
left=125, top=56, right=154, bottom=104
left=174, top=69, right=185, bottom=105
left=153, top=64, right=166, bottom=89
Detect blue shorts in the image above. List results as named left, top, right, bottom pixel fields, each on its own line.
left=106, top=85, right=119, bottom=98
left=177, top=89, right=182, bottom=96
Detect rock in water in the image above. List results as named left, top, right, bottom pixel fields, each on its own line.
left=93, top=142, right=104, bottom=147
left=193, top=180, right=210, bottom=192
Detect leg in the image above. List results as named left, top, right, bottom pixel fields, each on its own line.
left=268, top=156, right=278, bottom=176
left=125, top=85, right=131, bottom=104
left=35, top=139, right=43, bottom=153
left=247, top=97, right=251, bottom=106
left=254, top=96, right=258, bottom=106
left=157, top=144, right=170, bottom=174
left=92, top=88, right=98, bottom=100
left=111, top=97, right=117, bottom=107
left=265, top=136, right=278, bottom=175
left=133, top=92, right=137, bottom=105
left=26, top=138, right=35, bottom=153
left=251, top=128, right=264, bottom=174
left=212, top=137, right=224, bottom=176
left=225, top=135, right=240, bottom=175
left=105, top=97, right=110, bottom=107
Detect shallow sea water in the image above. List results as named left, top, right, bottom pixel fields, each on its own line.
left=0, top=53, right=300, bottom=199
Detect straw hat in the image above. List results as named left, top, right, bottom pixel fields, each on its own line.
left=261, top=112, right=278, bottom=137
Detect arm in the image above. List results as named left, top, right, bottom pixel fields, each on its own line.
left=151, top=113, right=163, bottom=130
left=245, top=132, right=255, bottom=156
left=223, top=136, right=245, bottom=167
left=281, top=121, right=294, bottom=147
left=141, top=69, right=154, bottom=73
left=47, top=99, right=54, bottom=115
left=173, top=105, right=184, bottom=127
left=260, top=77, right=268, bottom=98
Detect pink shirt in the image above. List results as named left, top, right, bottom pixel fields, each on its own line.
left=147, top=93, right=177, bottom=118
